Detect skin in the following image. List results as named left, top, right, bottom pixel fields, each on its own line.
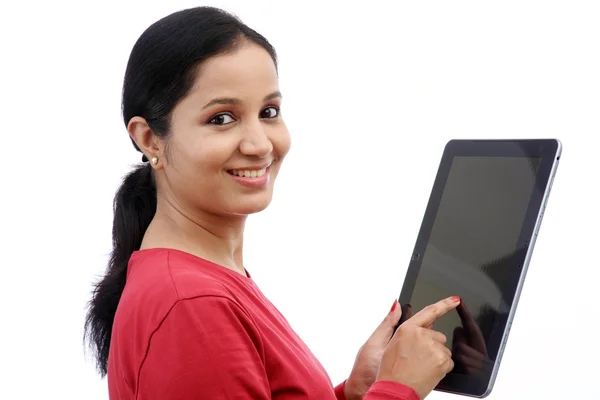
left=128, top=41, right=290, bottom=276
left=128, top=40, right=462, bottom=399
left=346, top=297, right=460, bottom=400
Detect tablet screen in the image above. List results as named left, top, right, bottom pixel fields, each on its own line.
left=406, top=156, right=541, bottom=376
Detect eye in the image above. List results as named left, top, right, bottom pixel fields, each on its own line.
left=209, top=113, right=236, bottom=125
left=260, top=106, right=280, bottom=119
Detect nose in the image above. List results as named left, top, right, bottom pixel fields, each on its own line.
left=239, top=120, right=273, bottom=158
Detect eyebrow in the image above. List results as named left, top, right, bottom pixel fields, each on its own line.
left=201, top=91, right=282, bottom=110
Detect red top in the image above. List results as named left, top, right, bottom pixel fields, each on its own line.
left=107, top=248, right=419, bottom=400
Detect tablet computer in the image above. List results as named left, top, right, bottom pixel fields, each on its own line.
left=395, top=139, right=561, bottom=398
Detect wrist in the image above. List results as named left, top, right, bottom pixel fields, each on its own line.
left=343, top=378, right=362, bottom=400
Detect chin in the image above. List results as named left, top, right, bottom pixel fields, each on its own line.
left=230, top=193, right=273, bottom=215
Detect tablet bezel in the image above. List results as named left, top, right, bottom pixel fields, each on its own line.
left=396, top=139, right=561, bottom=398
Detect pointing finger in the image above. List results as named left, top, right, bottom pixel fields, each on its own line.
left=407, top=296, right=461, bottom=328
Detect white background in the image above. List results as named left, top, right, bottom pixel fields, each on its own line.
left=2, top=1, right=599, bottom=399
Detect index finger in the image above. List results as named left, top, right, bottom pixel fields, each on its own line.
left=406, top=296, right=461, bottom=327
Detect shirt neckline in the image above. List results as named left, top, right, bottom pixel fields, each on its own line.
left=130, top=247, right=253, bottom=280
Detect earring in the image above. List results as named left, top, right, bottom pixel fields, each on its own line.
left=151, top=156, right=159, bottom=165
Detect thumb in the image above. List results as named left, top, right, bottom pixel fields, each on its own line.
left=369, top=300, right=403, bottom=345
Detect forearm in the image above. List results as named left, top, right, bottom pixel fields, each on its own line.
left=363, top=381, right=421, bottom=400
left=335, top=380, right=420, bottom=400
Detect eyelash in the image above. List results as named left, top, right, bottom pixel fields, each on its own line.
left=208, top=106, right=280, bottom=126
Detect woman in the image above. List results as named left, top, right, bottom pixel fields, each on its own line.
left=84, top=6, right=459, bottom=400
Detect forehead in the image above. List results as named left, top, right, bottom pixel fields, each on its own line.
left=188, top=42, right=279, bottom=100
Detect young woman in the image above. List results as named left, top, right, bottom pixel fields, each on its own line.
left=85, top=6, right=460, bottom=400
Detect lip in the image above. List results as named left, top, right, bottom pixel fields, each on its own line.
left=226, top=165, right=271, bottom=189
left=226, top=162, right=272, bottom=171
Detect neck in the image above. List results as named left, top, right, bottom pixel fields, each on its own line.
left=141, top=197, right=248, bottom=276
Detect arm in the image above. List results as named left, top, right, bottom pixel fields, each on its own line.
left=363, top=381, right=421, bottom=400
left=334, top=380, right=420, bottom=400
left=136, top=295, right=271, bottom=399
left=136, top=295, right=420, bottom=399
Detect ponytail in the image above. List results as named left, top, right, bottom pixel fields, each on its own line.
left=85, top=163, right=156, bottom=376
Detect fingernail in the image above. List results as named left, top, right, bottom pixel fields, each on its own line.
left=452, top=296, right=461, bottom=303
left=390, top=300, right=398, bottom=312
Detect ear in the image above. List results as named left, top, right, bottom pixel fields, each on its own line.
left=127, top=116, right=163, bottom=168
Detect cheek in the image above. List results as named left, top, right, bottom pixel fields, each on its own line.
left=272, top=127, right=291, bottom=160
left=178, top=136, right=237, bottom=173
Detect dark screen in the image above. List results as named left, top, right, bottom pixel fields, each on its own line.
left=409, top=156, right=540, bottom=376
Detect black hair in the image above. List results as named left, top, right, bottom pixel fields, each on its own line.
left=84, top=6, right=278, bottom=377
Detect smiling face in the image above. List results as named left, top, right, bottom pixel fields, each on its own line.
left=156, top=41, right=291, bottom=217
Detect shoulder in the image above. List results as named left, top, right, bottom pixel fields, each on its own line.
left=146, top=294, right=265, bottom=365
left=162, top=295, right=259, bottom=336
left=114, top=248, right=243, bottom=340
left=126, top=248, right=238, bottom=302
left=135, top=295, right=269, bottom=399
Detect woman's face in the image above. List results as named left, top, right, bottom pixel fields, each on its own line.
left=160, top=42, right=291, bottom=217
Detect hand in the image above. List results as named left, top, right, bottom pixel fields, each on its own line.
left=452, top=301, right=493, bottom=377
left=344, top=301, right=405, bottom=400
left=376, top=296, right=461, bottom=399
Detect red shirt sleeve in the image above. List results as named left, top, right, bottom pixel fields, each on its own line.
left=364, top=381, right=421, bottom=400
left=136, top=294, right=421, bottom=400
left=136, top=295, right=271, bottom=399
left=334, top=379, right=421, bottom=400
left=334, top=380, right=348, bottom=399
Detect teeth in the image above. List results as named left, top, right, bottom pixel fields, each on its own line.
left=230, top=168, right=267, bottom=178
